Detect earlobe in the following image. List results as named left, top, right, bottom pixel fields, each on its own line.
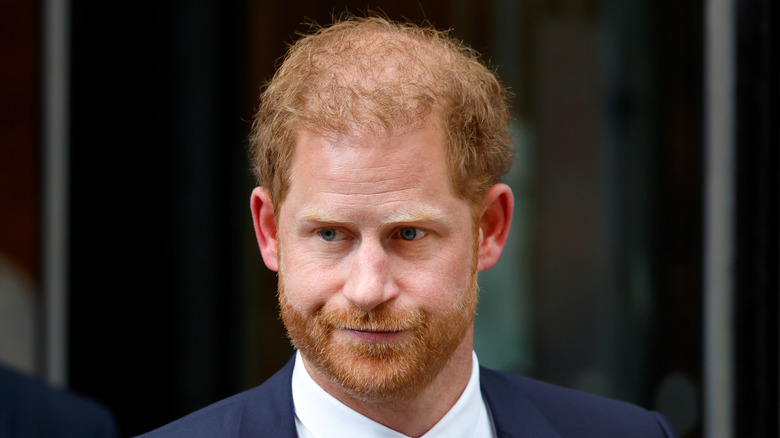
left=477, top=184, right=514, bottom=272
left=250, top=187, right=279, bottom=272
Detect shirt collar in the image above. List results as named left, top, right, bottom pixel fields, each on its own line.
left=291, top=350, right=493, bottom=438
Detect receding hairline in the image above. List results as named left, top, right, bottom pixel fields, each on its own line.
left=285, top=22, right=461, bottom=138
left=250, top=15, right=514, bottom=216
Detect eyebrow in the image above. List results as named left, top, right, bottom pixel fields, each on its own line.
left=299, top=206, right=452, bottom=226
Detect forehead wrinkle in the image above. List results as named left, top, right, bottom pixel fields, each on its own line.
left=298, top=204, right=451, bottom=228
left=320, top=166, right=434, bottom=195
left=328, top=157, right=431, bottom=176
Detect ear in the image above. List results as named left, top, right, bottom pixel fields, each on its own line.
left=250, top=187, right=279, bottom=272
left=477, top=183, right=514, bottom=272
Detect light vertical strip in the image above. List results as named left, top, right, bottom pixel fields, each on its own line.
left=41, top=0, right=70, bottom=387
left=704, top=0, right=735, bottom=436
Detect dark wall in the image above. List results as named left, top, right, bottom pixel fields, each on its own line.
left=68, top=1, right=249, bottom=435
left=734, top=0, right=779, bottom=436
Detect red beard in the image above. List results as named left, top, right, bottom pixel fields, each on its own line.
left=278, top=270, right=478, bottom=402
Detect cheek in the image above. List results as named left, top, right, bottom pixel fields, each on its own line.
left=280, top=248, right=345, bottom=308
left=394, top=245, right=476, bottom=304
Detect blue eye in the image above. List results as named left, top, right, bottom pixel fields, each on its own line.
left=399, top=227, right=422, bottom=241
left=319, top=229, right=339, bottom=241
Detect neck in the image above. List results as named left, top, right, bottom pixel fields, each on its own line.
left=303, top=327, right=475, bottom=438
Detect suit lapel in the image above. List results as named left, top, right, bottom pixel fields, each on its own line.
left=236, top=359, right=561, bottom=438
left=238, top=357, right=299, bottom=438
left=480, top=367, right=562, bottom=438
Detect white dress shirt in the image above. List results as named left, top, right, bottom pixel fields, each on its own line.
left=291, top=351, right=496, bottom=438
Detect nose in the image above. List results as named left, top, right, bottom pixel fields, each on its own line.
left=342, top=239, right=399, bottom=312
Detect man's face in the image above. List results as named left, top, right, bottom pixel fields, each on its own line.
left=275, top=124, right=480, bottom=401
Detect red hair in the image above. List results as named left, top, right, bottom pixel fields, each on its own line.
left=250, top=16, right=513, bottom=210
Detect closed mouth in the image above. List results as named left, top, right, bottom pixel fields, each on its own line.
left=340, top=327, right=411, bottom=342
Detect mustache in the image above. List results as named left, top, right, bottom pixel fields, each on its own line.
left=317, top=305, right=426, bottom=332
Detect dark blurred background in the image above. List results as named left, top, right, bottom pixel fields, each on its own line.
left=0, top=1, right=777, bottom=437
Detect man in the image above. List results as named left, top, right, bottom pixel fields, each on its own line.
left=140, top=17, right=678, bottom=438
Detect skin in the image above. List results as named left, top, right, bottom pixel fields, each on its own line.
left=251, top=122, right=513, bottom=437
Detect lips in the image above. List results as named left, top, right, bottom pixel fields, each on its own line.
left=318, top=305, right=426, bottom=343
left=341, top=327, right=410, bottom=343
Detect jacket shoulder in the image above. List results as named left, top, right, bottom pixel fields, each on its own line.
left=136, top=395, right=242, bottom=438
left=137, top=358, right=296, bottom=438
left=480, top=367, right=678, bottom=438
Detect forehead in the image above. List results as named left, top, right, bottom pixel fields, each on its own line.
left=298, top=125, right=444, bottom=173
left=282, top=125, right=458, bottom=212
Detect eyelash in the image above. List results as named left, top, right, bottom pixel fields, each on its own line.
left=315, top=227, right=428, bottom=242
left=396, top=227, right=427, bottom=241
left=318, top=228, right=346, bottom=242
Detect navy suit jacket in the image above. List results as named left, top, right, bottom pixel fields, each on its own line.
left=139, top=358, right=678, bottom=437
